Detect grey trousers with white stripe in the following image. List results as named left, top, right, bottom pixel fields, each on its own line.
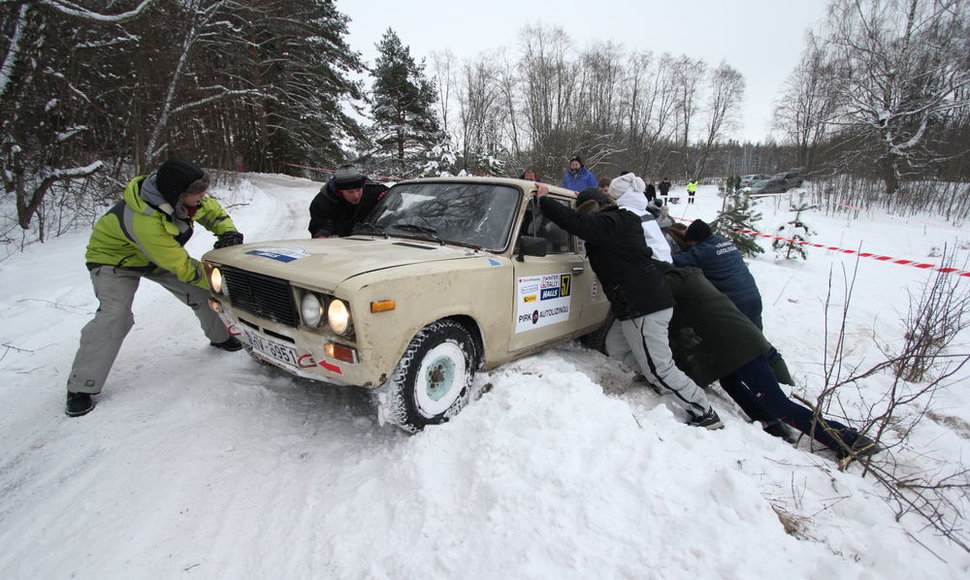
left=604, top=308, right=712, bottom=417
left=66, top=266, right=230, bottom=394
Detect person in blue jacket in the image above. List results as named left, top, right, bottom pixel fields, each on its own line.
left=672, top=218, right=793, bottom=386
left=561, top=155, right=598, bottom=192
left=672, top=219, right=763, bottom=328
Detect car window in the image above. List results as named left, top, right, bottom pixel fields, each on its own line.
left=516, top=197, right=572, bottom=255
left=365, top=182, right=520, bottom=251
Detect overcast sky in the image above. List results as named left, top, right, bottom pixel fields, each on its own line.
left=336, top=0, right=831, bottom=144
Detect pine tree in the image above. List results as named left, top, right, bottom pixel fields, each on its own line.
left=772, top=199, right=818, bottom=260
left=714, top=191, right=764, bottom=258
left=371, top=29, right=443, bottom=177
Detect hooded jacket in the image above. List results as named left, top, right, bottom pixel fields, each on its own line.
left=611, top=175, right=673, bottom=263
left=658, top=263, right=770, bottom=386
left=307, top=177, right=388, bottom=238
left=538, top=195, right=673, bottom=319
left=85, top=174, right=238, bottom=289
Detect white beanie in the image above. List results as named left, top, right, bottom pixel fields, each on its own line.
left=608, top=173, right=645, bottom=200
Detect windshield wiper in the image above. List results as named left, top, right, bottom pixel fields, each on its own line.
left=352, top=222, right=388, bottom=238
left=389, top=223, right=443, bottom=244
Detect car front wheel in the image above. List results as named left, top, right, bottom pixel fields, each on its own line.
left=378, top=319, right=478, bottom=433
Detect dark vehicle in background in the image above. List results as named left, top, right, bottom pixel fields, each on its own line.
left=742, top=178, right=788, bottom=194
left=776, top=168, right=805, bottom=189
left=739, top=174, right=771, bottom=188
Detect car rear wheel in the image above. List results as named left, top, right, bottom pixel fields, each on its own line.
left=379, top=319, right=478, bottom=433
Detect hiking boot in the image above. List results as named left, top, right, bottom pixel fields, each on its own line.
left=763, top=419, right=798, bottom=444
left=210, top=336, right=244, bottom=352
left=687, top=408, right=724, bottom=430
left=837, top=433, right=883, bottom=460
left=65, top=392, right=95, bottom=417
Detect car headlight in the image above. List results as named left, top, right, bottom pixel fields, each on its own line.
left=301, top=292, right=324, bottom=328
left=209, top=266, right=223, bottom=294
left=328, top=299, right=352, bottom=335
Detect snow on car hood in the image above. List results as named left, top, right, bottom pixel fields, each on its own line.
left=204, top=236, right=484, bottom=291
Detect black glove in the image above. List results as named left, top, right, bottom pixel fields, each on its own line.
left=214, top=231, right=244, bottom=249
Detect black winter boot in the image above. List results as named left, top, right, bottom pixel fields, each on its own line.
left=210, top=337, right=244, bottom=352
left=65, top=392, right=95, bottom=417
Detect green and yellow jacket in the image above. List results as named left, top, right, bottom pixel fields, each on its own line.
left=85, top=175, right=238, bottom=289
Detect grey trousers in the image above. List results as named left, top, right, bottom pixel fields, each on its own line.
left=66, top=266, right=230, bottom=394
left=604, top=308, right=711, bottom=416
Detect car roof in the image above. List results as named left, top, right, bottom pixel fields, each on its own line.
left=394, top=176, right=578, bottom=198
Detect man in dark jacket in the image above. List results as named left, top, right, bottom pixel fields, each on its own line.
left=659, top=263, right=879, bottom=460
left=308, top=164, right=389, bottom=237
left=535, top=185, right=722, bottom=429
left=644, top=179, right=657, bottom=203
left=657, top=177, right=671, bottom=199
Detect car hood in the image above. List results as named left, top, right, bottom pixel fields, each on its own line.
left=203, top=236, right=488, bottom=292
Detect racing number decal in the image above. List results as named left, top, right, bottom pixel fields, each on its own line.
left=560, top=274, right=571, bottom=297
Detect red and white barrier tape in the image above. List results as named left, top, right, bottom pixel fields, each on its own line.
left=669, top=216, right=969, bottom=277
left=739, top=227, right=970, bottom=278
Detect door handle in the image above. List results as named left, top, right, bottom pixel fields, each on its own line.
left=571, top=266, right=585, bottom=274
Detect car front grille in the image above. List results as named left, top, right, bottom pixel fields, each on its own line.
left=221, top=266, right=299, bottom=327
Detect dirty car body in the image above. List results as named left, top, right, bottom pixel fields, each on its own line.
left=203, top=177, right=610, bottom=432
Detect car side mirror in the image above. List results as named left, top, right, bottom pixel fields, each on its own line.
left=517, top=235, right=548, bottom=261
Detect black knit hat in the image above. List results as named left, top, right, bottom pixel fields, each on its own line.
left=569, top=154, right=583, bottom=165
left=334, top=164, right=365, bottom=190
left=156, top=158, right=207, bottom=205
left=576, top=186, right=613, bottom=214
left=685, top=219, right=712, bottom=242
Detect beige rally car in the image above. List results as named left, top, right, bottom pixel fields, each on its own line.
left=202, top=177, right=610, bottom=432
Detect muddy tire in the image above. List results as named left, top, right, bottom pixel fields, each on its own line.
left=381, top=319, right=478, bottom=433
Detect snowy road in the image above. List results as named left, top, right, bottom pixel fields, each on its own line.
left=1, top=175, right=968, bottom=579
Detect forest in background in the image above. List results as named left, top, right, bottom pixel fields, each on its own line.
left=1, top=0, right=968, bottom=246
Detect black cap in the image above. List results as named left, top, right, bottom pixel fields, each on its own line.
left=569, top=155, right=582, bottom=165
left=334, top=164, right=365, bottom=190
left=576, top=187, right=613, bottom=214
left=156, top=158, right=206, bottom=205
left=685, top=219, right=712, bottom=242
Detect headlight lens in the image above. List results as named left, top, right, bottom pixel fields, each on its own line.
left=301, top=292, right=324, bottom=327
left=328, top=299, right=352, bottom=335
left=210, top=266, right=223, bottom=294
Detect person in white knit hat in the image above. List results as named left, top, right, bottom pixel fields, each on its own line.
left=608, top=172, right=673, bottom=263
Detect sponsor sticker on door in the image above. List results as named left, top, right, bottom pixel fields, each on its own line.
left=515, top=273, right=571, bottom=333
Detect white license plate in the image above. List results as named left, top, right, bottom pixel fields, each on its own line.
left=242, top=328, right=300, bottom=368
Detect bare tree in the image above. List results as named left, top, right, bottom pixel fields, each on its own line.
left=695, top=62, right=744, bottom=177
left=820, top=0, right=970, bottom=193
left=773, top=32, right=842, bottom=170
left=671, top=55, right=707, bottom=179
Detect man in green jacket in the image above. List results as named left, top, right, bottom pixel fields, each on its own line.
left=65, top=158, right=245, bottom=417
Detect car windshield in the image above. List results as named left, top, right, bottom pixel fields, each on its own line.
left=750, top=180, right=770, bottom=187
left=361, top=182, right=521, bottom=251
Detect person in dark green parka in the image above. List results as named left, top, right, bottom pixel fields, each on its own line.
left=659, top=262, right=880, bottom=460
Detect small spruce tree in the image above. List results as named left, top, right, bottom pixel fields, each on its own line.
left=772, top=199, right=818, bottom=260
left=713, top=191, right=764, bottom=258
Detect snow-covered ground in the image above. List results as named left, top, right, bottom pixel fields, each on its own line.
left=1, top=174, right=969, bottom=579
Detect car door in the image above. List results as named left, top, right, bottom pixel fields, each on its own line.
left=507, top=195, right=607, bottom=353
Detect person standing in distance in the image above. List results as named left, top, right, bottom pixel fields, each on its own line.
left=561, top=155, right=598, bottom=192
left=65, top=158, right=245, bottom=417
